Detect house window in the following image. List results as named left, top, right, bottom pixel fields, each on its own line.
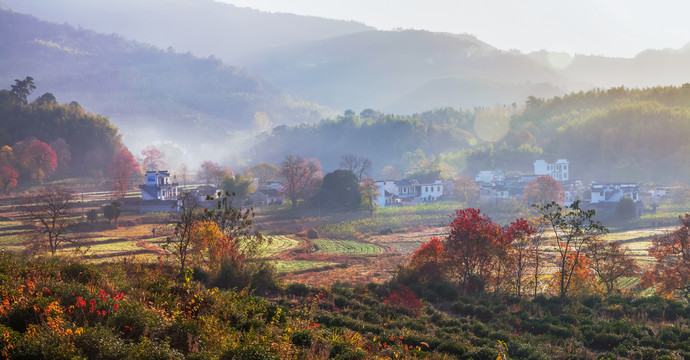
left=425, top=186, right=428, bottom=192
left=437, top=186, right=441, bottom=192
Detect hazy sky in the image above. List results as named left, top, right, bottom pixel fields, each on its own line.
left=220, top=0, right=690, bottom=58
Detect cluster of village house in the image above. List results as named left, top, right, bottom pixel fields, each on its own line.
left=138, top=160, right=668, bottom=216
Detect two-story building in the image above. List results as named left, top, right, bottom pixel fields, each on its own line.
left=534, top=159, right=569, bottom=181
left=139, top=170, right=180, bottom=212
left=140, top=170, right=179, bottom=200
left=381, top=179, right=445, bottom=206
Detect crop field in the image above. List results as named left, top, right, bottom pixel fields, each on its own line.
left=261, top=235, right=301, bottom=257
left=312, top=238, right=384, bottom=255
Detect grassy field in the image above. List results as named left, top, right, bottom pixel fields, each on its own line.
left=261, top=235, right=301, bottom=257
left=312, top=238, right=384, bottom=255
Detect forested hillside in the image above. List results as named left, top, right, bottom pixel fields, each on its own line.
left=512, top=85, right=690, bottom=182
left=0, top=9, right=332, bottom=157
left=254, top=85, right=690, bottom=184
left=0, top=81, right=124, bottom=183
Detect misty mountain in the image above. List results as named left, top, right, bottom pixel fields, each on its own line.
left=528, top=48, right=690, bottom=89
left=0, top=0, right=373, bottom=65
left=0, top=0, right=573, bottom=113
left=247, top=30, right=571, bottom=113
left=0, top=9, right=332, bottom=163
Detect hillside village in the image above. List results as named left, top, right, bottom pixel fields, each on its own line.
left=137, top=159, right=667, bottom=223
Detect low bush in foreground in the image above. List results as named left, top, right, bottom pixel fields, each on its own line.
left=0, top=253, right=688, bottom=359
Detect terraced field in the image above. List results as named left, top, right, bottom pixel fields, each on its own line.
left=261, top=235, right=301, bottom=257
left=312, top=239, right=383, bottom=255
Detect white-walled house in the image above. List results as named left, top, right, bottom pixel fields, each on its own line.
left=420, top=180, right=444, bottom=201
left=590, top=183, right=639, bottom=203
left=140, top=171, right=179, bottom=200
left=381, top=179, right=445, bottom=205
left=534, top=159, right=569, bottom=181
left=475, top=170, right=505, bottom=183
left=139, top=170, right=180, bottom=213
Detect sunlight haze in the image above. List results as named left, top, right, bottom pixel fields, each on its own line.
left=220, top=0, right=690, bottom=58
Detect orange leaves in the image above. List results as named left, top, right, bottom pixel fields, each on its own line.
left=523, top=175, right=565, bottom=205
left=409, top=237, right=446, bottom=283
left=189, top=220, right=234, bottom=269
left=645, top=214, right=690, bottom=300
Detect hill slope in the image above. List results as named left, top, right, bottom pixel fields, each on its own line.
left=0, top=0, right=373, bottom=65
left=248, top=30, right=570, bottom=113
left=0, top=9, right=333, bottom=162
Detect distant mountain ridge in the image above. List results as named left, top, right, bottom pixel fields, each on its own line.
left=4, top=0, right=690, bottom=115
left=0, top=0, right=374, bottom=65
left=247, top=30, right=570, bottom=112
left=0, top=9, right=333, bottom=162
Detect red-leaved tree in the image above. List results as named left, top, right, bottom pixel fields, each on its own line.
left=110, top=147, right=141, bottom=199
left=409, top=236, right=446, bottom=283
left=644, top=214, right=690, bottom=301
left=505, top=218, right=537, bottom=298
left=14, top=138, right=57, bottom=184
left=445, top=208, right=506, bottom=293
left=523, top=175, right=565, bottom=205
left=0, top=165, right=19, bottom=193
left=141, top=145, right=167, bottom=171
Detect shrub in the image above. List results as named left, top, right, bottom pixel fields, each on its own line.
left=307, top=228, right=319, bottom=239
left=464, top=346, right=499, bottom=360
left=286, top=282, right=312, bottom=297
left=384, top=286, right=423, bottom=317
left=590, top=332, right=625, bottom=351
left=291, top=329, right=314, bottom=348
left=221, top=343, right=279, bottom=360
left=73, top=325, right=129, bottom=360
left=437, top=341, right=468, bottom=357
left=62, top=262, right=102, bottom=284
left=507, top=341, right=550, bottom=360
left=128, top=337, right=185, bottom=360
left=86, top=209, right=99, bottom=223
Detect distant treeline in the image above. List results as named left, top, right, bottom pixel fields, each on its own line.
left=253, top=85, right=690, bottom=184
left=514, top=85, right=690, bottom=182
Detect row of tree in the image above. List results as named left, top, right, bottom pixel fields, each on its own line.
left=405, top=201, right=690, bottom=302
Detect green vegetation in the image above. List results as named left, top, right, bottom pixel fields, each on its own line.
left=0, top=253, right=689, bottom=359
left=313, top=239, right=383, bottom=255
left=261, top=235, right=301, bottom=257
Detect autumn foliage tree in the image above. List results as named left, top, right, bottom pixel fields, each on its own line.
left=523, top=175, right=565, bottom=205
left=13, top=138, right=57, bottom=184
left=408, top=237, right=446, bottom=284
left=645, top=214, right=690, bottom=301
left=504, top=218, right=537, bottom=298
left=359, top=177, right=380, bottom=216
left=0, top=165, right=18, bottom=193
left=444, top=208, right=508, bottom=293
left=280, top=155, right=322, bottom=209
left=588, top=239, right=640, bottom=295
left=199, top=161, right=231, bottom=188
left=452, top=176, right=479, bottom=204
left=535, top=200, right=607, bottom=302
left=141, top=145, right=167, bottom=171
left=110, top=146, right=141, bottom=199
